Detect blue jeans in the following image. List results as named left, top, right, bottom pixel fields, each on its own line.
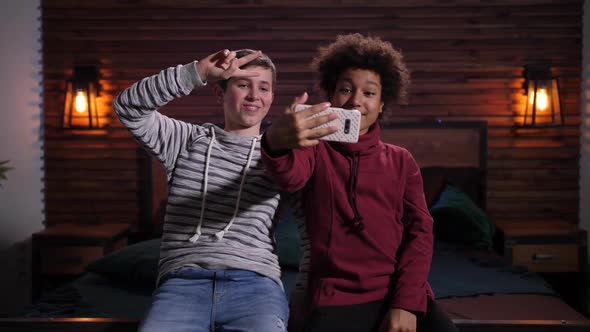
left=138, top=266, right=289, bottom=332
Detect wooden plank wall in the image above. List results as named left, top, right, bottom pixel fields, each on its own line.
left=42, top=0, right=583, bottom=228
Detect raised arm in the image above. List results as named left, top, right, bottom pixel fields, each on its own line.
left=261, top=93, right=337, bottom=192
left=113, top=62, right=201, bottom=172
left=113, top=49, right=264, bottom=171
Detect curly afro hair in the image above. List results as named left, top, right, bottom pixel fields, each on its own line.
left=311, top=33, right=410, bottom=110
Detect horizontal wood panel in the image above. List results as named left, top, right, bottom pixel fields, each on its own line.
left=43, top=215, right=140, bottom=226
left=489, top=181, right=579, bottom=191
left=41, top=0, right=583, bottom=228
left=42, top=1, right=582, bottom=11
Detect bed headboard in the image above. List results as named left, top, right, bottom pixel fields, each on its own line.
left=136, top=150, right=167, bottom=237
left=379, top=121, right=488, bottom=210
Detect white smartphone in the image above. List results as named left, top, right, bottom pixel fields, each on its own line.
left=294, top=104, right=361, bottom=143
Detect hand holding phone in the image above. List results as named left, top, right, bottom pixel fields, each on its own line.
left=294, top=104, right=361, bottom=143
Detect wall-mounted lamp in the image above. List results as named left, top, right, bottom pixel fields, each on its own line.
left=521, top=63, right=564, bottom=127
left=62, top=65, right=100, bottom=129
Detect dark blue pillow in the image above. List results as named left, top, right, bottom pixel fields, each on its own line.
left=86, top=238, right=160, bottom=289
left=429, top=184, right=494, bottom=249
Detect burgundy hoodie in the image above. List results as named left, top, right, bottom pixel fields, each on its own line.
left=262, top=123, right=434, bottom=314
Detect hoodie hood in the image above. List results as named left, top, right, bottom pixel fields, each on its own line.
left=330, top=123, right=382, bottom=232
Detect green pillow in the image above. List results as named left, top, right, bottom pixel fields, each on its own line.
left=86, top=238, right=160, bottom=289
left=430, top=184, right=494, bottom=249
left=275, top=209, right=302, bottom=268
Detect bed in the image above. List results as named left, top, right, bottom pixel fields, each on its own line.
left=1, top=121, right=589, bottom=332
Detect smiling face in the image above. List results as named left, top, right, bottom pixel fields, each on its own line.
left=330, top=68, right=384, bottom=135
left=216, top=65, right=274, bottom=136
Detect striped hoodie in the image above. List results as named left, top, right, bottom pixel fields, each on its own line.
left=113, top=61, right=289, bottom=287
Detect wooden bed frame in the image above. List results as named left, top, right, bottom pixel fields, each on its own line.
left=1, top=121, right=588, bottom=332
left=380, top=121, right=487, bottom=208
left=1, top=317, right=589, bottom=332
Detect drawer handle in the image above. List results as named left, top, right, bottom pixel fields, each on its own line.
left=532, top=253, right=558, bottom=261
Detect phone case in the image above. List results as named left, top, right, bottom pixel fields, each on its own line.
left=294, top=104, right=361, bottom=143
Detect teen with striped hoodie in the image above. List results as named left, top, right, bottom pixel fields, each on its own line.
left=114, top=49, right=291, bottom=332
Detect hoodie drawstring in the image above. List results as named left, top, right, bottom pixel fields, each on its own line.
left=189, top=127, right=217, bottom=243
left=214, top=137, right=257, bottom=241
left=347, top=152, right=364, bottom=233
left=189, top=129, right=258, bottom=243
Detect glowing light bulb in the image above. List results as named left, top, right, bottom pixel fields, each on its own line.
left=528, top=88, right=549, bottom=112
left=74, top=90, right=88, bottom=113
left=535, top=88, right=548, bottom=111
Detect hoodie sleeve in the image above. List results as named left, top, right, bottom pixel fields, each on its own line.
left=260, top=133, right=317, bottom=193
left=113, top=61, right=206, bottom=172
left=389, top=149, right=434, bottom=314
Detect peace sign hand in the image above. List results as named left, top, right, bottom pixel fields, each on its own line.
left=195, top=49, right=263, bottom=83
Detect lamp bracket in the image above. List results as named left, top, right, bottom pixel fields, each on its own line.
left=524, top=62, right=551, bottom=80
left=72, top=65, right=100, bottom=95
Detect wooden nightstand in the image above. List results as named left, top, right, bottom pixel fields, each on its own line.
left=32, top=223, right=130, bottom=299
left=494, top=219, right=588, bottom=313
